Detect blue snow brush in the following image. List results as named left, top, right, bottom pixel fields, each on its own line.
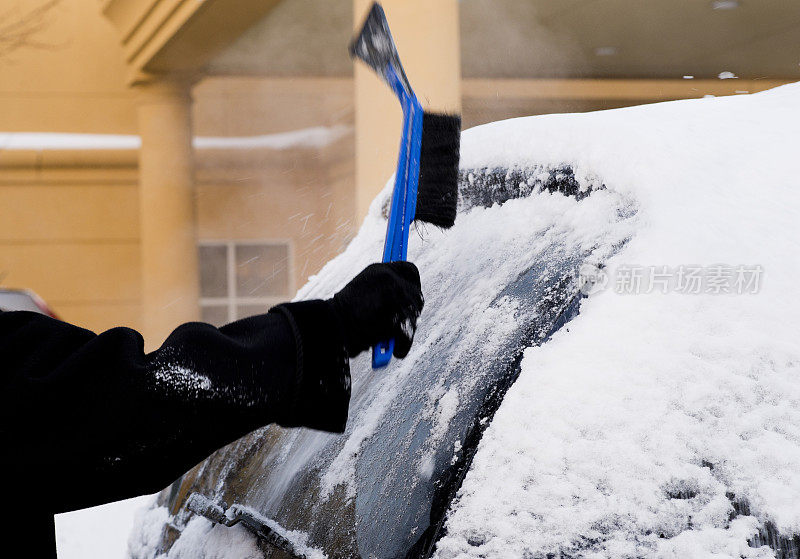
left=350, top=2, right=461, bottom=369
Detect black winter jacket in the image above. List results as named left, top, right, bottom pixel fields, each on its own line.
left=0, top=301, right=350, bottom=558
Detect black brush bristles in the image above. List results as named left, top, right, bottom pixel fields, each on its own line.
left=416, top=112, right=461, bottom=229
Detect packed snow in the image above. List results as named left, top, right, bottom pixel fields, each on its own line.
left=434, top=83, right=800, bottom=558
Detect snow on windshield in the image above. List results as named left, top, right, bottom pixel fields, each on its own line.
left=434, top=83, right=800, bottom=558
left=170, top=168, right=632, bottom=559
left=133, top=135, right=635, bottom=558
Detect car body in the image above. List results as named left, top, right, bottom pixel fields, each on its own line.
left=130, top=84, right=800, bottom=559
left=0, top=289, right=58, bottom=317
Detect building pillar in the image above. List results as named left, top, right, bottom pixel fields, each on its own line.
left=136, top=79, right=199, bottom=348
left=353, top=0, right=462, bottom=220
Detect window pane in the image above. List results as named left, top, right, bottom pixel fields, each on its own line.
left=235, top=244, right=289, bottom=298
left=201, top=304, right=229, bottom=327
left=236, top=304, right=269, bottom=320
left=199, top=245, right=228, bottom=298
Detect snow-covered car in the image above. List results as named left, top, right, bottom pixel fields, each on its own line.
left=131, top=83, right=800, bottom=559
left=0, top=289, right=57, bottom=317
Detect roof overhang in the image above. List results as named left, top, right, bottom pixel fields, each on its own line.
left=101, top=0, right=281, bottom=85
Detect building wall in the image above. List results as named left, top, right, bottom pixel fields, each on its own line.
left=195, top=139, right=356, bottom=323
left=0, top=0, right=141, bottom=332
left=1, top=66, right=356, bottom=336
left=0, top=0, right=357, bottom=337
left=0, top=0, right=137, bottom=133
left=0, top=150, right=143, bottom=332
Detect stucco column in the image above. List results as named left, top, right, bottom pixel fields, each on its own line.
left=136, top=80, right=199, bottom=348
left=353, top=0, right=462, bottom=220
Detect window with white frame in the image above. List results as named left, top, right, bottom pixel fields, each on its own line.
left=199, top=241, right=292, bottom=326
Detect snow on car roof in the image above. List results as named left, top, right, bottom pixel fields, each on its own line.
left=435, top=83, right=800, bottom=558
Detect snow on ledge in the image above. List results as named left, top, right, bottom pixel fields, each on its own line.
left=194, top=125, right=351, bottom=150
left=0, top=125, right=351, bottom=151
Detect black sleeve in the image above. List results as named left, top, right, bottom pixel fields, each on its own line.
left=0, top=301, right=350, bottom=516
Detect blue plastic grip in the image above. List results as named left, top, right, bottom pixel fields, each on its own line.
left=372, top=67, right=423, bottom=369
left=373, top=339, right=394, bottom=368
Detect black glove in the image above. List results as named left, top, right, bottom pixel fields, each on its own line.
left=329, top=262, right=424, bottom=359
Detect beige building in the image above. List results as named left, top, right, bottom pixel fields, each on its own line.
left=1, top=0, right=796, bottom=348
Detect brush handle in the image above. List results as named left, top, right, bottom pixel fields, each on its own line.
left=371, top=67, right=423, bottom=369
left=373, top=339, right=394, bottom=368
left=351, top=4, right=423, bottom=369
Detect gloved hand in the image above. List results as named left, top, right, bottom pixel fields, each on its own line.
left=329, top=262, right=424, bottom=359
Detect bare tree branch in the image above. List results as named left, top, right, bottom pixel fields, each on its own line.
left=0, top=0, right=62, bottom=60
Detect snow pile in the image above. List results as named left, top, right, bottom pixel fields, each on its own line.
left=55, top=495, right=155, bottom=559
left=128, top=502, right=325, bottom=559
left=434, top=84, right=800, bottom=557
left=157, top=517, right=265, bottom=559
left=128, top=504, right=172, bottom=559
left=128, top=507, right=262, bottom=559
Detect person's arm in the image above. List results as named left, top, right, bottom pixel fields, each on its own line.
left=0, top=261, right=422, bottom=514
left=0, top=302, right=346, bottom=513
